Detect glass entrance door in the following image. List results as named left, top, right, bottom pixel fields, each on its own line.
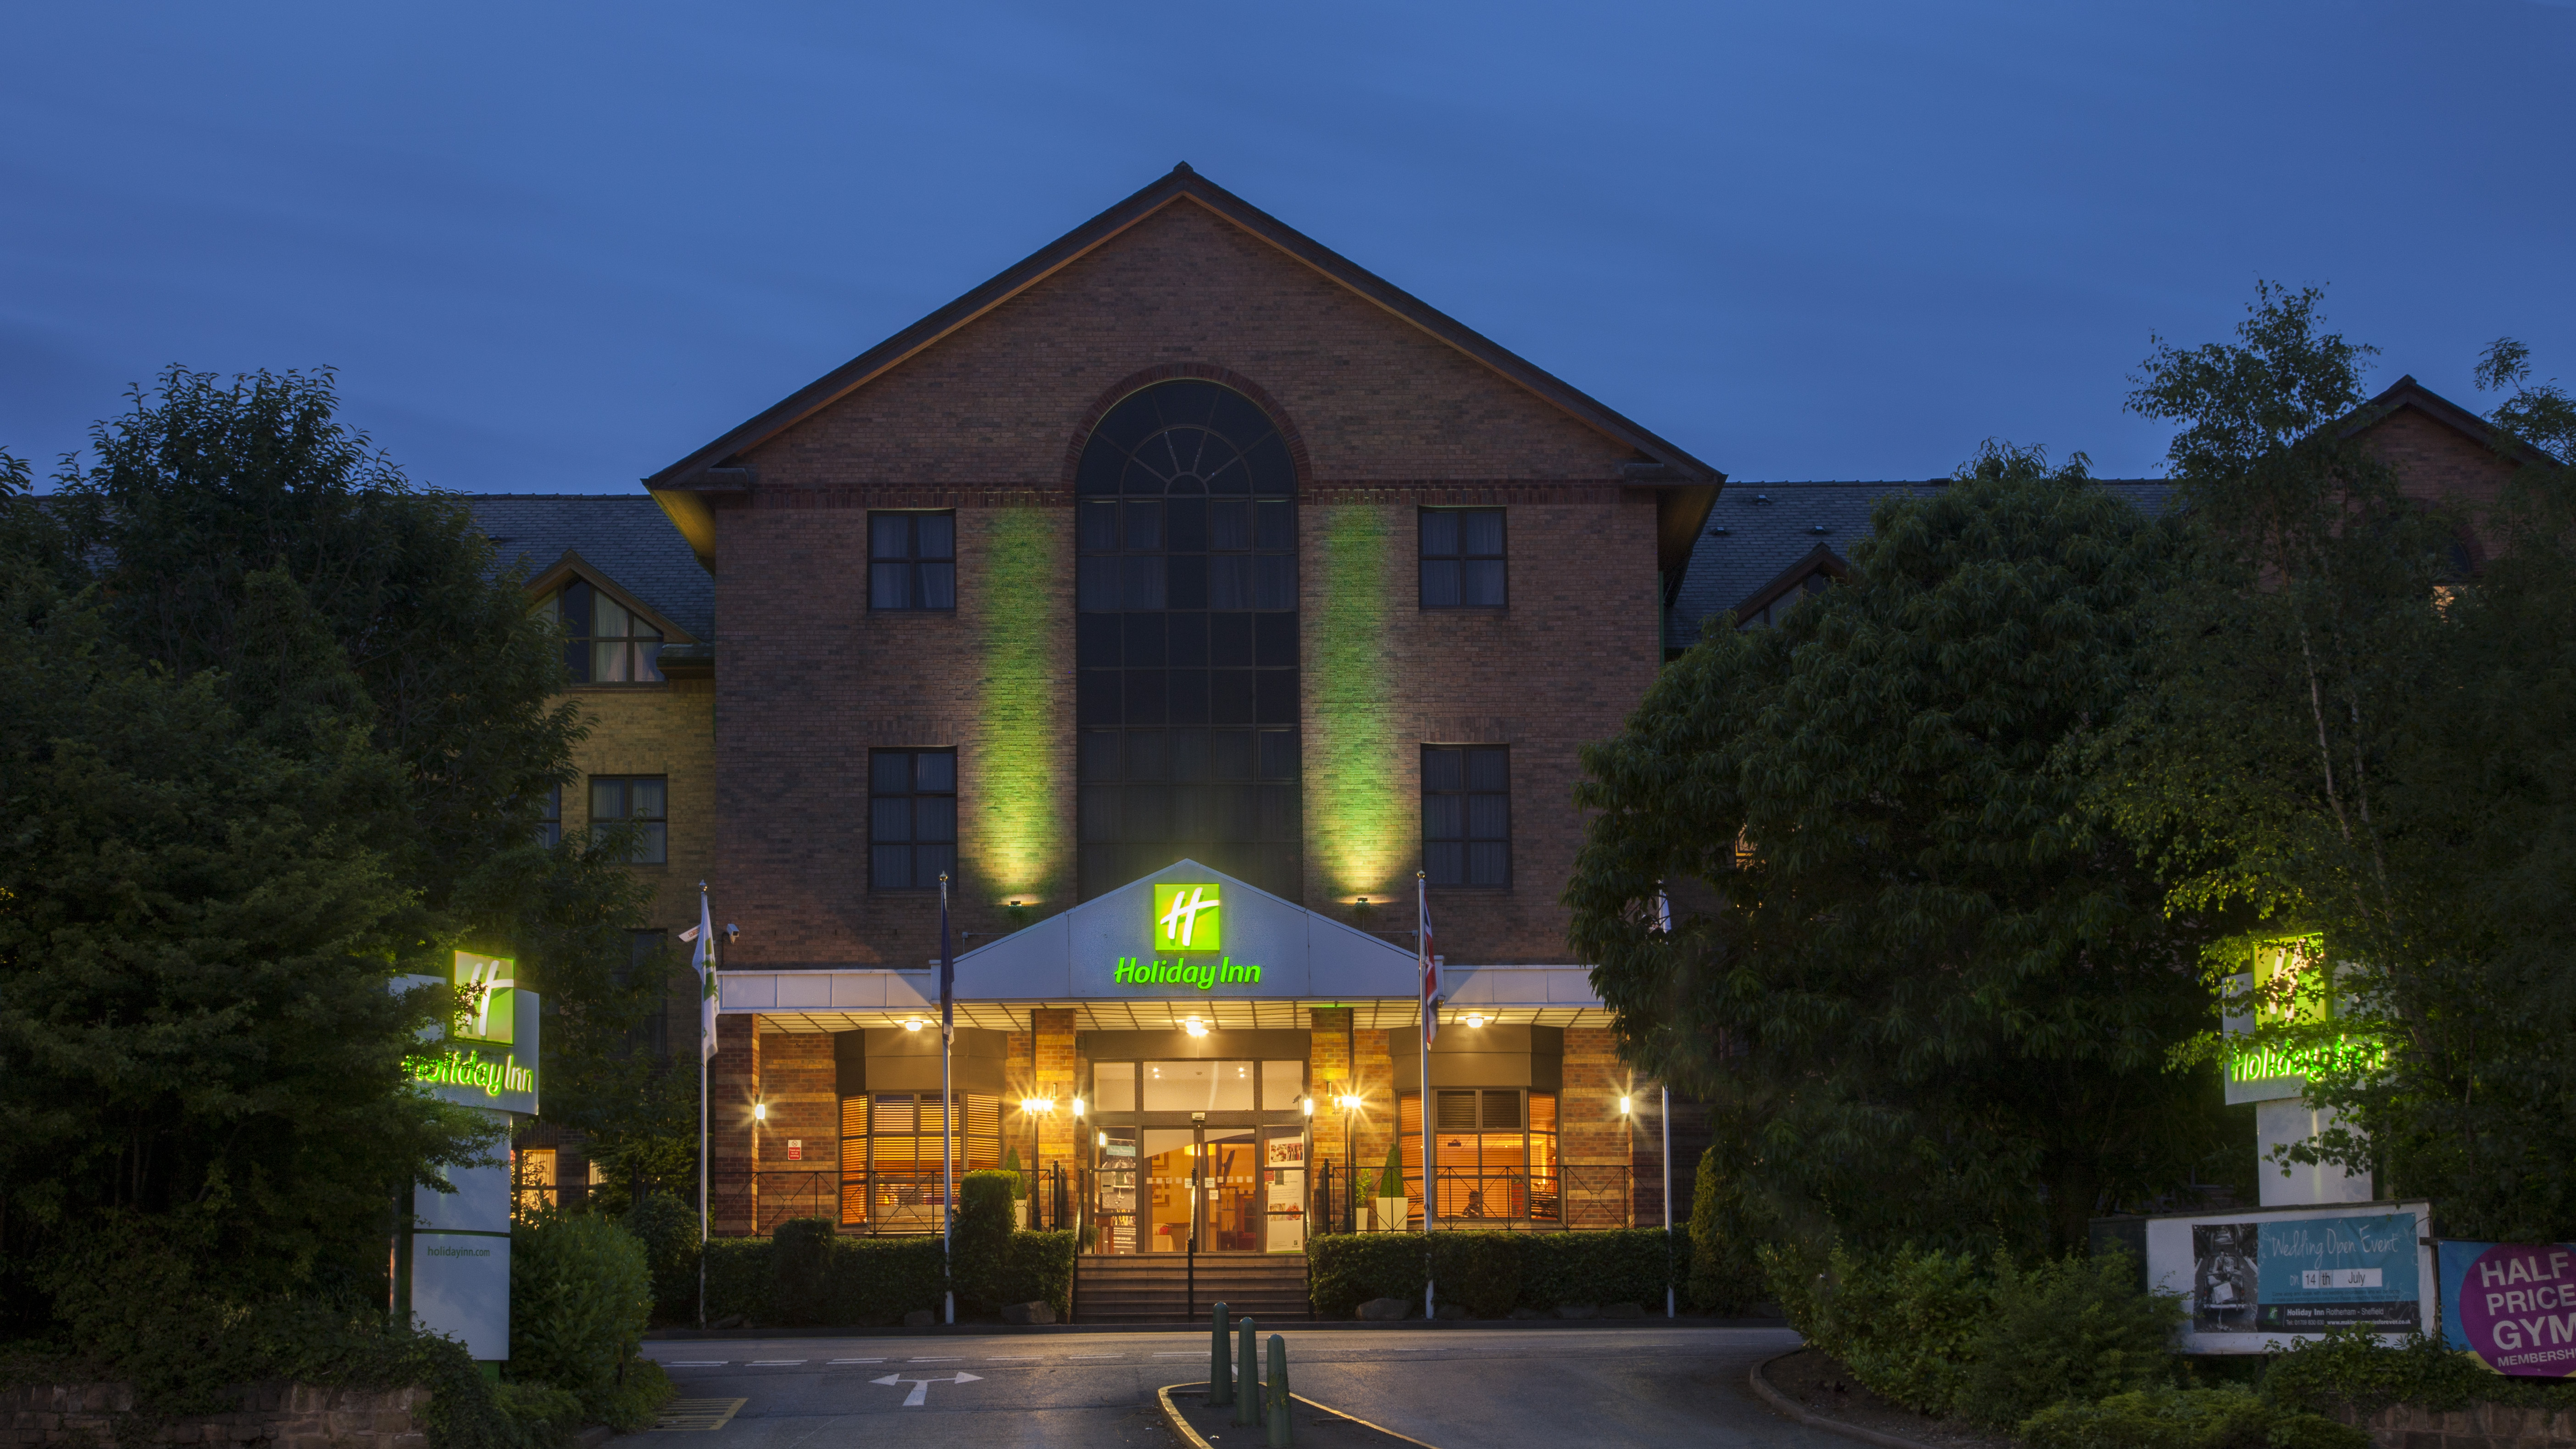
left=1095, top=1123, right=1307, bottom=1253
left=1204, top=1129, right=1260, bottom=1252
left=1140, top=1129, right=1198, bottom=1254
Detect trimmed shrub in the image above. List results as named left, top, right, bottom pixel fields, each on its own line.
left=701, top=1237, right=775, bottom=1323
left=954, top=1170, right=1017, bottom=1310
left=2020, top=1387, right=2365, bottom=1449
left=491, top=1382, right=584, bottom=1449
left=1958, top=1249, right=2182, bottom=1428
left=770, top=1217, right=836, bottom=1324
left=999, top=1230, right=1076, bottom=1317
left=818, top=1237, right=947, bottom=1325
left=1439, top=1233, right=1522, bottom=1318
left=1308, top=1228, right=1687, bottom=1319
left=622, top=1192, right=702, bottom=1326
left=1002, top=1147, right=1028, bottom=1200
left=508, top=1213, right=665, bottom=1429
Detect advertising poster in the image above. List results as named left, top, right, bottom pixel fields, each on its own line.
left=2145, top=1201, right=2434, bottom=1353
left=2439, top=1241, right=2576, bottom=1377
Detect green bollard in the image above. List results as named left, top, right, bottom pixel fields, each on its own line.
left=1266, top=1333, right=1291, bottom=1448
left=1235, top=1315, right=1259, bottom=1426
left=1210, top=1301, right=1231, bottom=1407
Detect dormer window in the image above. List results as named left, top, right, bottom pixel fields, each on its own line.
left=537, top=579, right=663, bottom=683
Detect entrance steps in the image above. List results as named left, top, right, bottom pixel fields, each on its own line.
left=1075, top=1254, right=1310, bottom=1324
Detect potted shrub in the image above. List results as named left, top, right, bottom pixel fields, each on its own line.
left=1373, top=1142, right=1408, bottom=1232
left=1004, top=1147, right=1031, bottom=1228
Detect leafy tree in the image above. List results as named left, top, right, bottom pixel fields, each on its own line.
left=2102, top=289, right=2576, bottom=1239
left=1568, top=445, right=2223, bottom=1254
left=0, top=368, right=678, bottom=1337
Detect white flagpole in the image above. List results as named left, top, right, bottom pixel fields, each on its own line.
left=940, top=873, right=955, bottom=1327
left=1662, top=1085, right=1674, bottom=1319
left=694, top=882, right=711, bottom=1328
left=1419, top=869, right=1435, bottom=1323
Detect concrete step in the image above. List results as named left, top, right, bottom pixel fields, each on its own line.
left=1074, top=1255, right=1311, bottom=1323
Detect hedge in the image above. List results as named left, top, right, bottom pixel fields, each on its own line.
left=1306, top=1229, right=1690, bottom=1320
left=690, top=1226, right=1072, bottom=1326
left=2265, top=1328, right=2576, bottom=1418
left=508, top=1213, right=670, bottom=1431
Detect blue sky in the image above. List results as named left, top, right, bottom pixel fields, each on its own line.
left=3, top=2, right=2570, bottom=491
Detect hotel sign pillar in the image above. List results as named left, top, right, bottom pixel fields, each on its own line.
left=392, top=951, right=542, bottom=1365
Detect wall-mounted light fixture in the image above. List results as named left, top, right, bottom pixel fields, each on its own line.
left=1301, top=1096, right=1316, bottom=1116
left=1096, top=1130, right=1106, bottom=1148
left=754, top=1102, right=768, bottom=1122
left=1617, top=1095, right=1633, bottom=1116
left=1071, top=1097, right=1085, bottom=1119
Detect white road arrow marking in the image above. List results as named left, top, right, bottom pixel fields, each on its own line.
left=871, top=1371, right=983, bottom=1407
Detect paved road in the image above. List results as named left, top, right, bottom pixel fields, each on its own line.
left=630, top=1325, right=1845, bottom=1449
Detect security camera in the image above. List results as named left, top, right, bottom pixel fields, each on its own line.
left=724, top=923, right=740, bottom=942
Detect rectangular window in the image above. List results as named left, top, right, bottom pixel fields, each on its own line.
left=1419, top=508, right=1505, bottom=609
left=843, top=1090, right=1001, bottom=1227
left=870, top=512, right=957, bottom=611
left=870, top=749, right=957, bottom=890
left=1422, top=745, right=1509, bottom=887
left=1404, top=1088, right=1559, bottom=1223
left=536, top=785, right=561, bottom=848
left=589, top=776, right=667, bottom=864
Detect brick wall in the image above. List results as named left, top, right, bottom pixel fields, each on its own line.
left=1033, top=1009, right=1077, bottom=1184
left=708, top=1014, right=758, bottom=1234
left=709, top=199, right=1665, bottom=972
left=754, top=1029, right=836, bottom=1227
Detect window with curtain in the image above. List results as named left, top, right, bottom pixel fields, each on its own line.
left=1423, top=745, right=1510, bottom=887
left=1419, top=507, right=1505, bottom=608
left=537, top=579, right=665, bottom=683
left=870, top=512, right=957, bottom=611
left=589, top=776, right=667, bottom=864
left=535, top=785, right=561, bottom=848
left=1074, top=379, right=1301, bottom=900
left=870, top=749, right=957, bottom=890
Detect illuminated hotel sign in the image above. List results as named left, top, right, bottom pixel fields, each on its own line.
left=403, top=950, right=541, bottom=1113
left=1116, top=883, right=1261, bottom=989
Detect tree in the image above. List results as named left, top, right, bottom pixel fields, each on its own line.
left=1568, top=446, right=2225, bottom=1254
left=2105, top=294, right=2576, bottom=1240
left=0, top=368, right=672, bottom=1336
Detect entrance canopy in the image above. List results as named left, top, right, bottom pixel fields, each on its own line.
left=715, top=859, right=1606, bottom=1033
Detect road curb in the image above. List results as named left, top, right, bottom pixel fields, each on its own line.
left=1747, top=1353, right=1942, bottom=1449
left=1159, top=1382, right=1444, bottom=1449
left=645, top=1316, right=1783, bottom=1340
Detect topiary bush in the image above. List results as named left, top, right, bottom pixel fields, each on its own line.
left=2019, top=1386, right=2366, bottom=1449
left=1957, top=1249, right=2183, bottom=1428
left=952, top=1170, right=1017, bottom=1310
left=700, top=1237, right=774, bottom=1323
left=622, top=1193, right=702, bottom=1325
left=1308, top=1232, right=1429, bottom=1318
left=507, top=1212, right=666, bottom=1430
left=1437, top=1233, right=1522, bottom=1318
left=818, top=1237, right=947, bottom=1325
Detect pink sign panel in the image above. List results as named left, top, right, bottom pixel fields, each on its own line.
left=2440, top=1241, right=2576, bottom=1376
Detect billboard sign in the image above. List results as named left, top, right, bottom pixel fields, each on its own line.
left=2145, top=1201, right=2435, bottom=1353
left=2439, top=1241, right=2576, bottom=1377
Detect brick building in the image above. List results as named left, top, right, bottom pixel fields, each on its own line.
left=617, top=164, right=1718, bottom=1254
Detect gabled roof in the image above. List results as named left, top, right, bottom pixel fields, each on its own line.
left=2341, top=373, right=2561, bottom=471
left=464, top=495, right=714, bottom=641
left=644, top=164, right=1722, bottom=577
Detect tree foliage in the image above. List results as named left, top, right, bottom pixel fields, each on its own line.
left=2101, top=289, right=2576, bottom=1240
left=1569, top=446, right=2222, bottom=1253
left=0, top=368, right=676, bottom=1338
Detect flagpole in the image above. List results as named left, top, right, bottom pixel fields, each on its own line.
left=1419, top=869, right=1435, bottom=1324
left=940, top=873, right=955, bottom=1327
left=696, top=881, right=710, bottom=1330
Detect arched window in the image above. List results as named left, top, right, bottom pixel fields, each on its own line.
left=1074, top=381, right=1302, bottom=901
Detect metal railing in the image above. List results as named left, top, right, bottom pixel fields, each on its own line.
left=1306, top=1161, right=1637, bottom=1232
left=709, top=1163, right=1074, bottom=1238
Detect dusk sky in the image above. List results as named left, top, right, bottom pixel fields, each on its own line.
left=4, top=2, right=2570, bottom=493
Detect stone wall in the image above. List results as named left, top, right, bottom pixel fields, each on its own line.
left=2, top=1382, right=429, bottom=1449
left=2336, top=1399, right=2576, bottom=1449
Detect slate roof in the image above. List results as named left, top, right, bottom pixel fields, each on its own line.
left=1666, top=479, right=2174, bottom=646
left=462, top=494, right=713, bottom=642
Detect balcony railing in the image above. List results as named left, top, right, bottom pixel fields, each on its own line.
left=1305, top=1162, right=1637, bottom=1233
left=710, top=1165, right=1074, bottom=1238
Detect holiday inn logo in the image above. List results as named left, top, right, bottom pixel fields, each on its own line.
left=453, top=951, right=516, bottom=1044
left=1152, top=883, right=1223, bottom=953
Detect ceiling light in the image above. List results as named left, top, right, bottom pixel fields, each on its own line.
left=1183, top=1017, right=1208, bottom=1037
left=1096, top=1131, right=1106, bottom=1148
left=1463, top=1013, right=1488, bottom=1028
left=904, top=1018, right=924, bottom=1032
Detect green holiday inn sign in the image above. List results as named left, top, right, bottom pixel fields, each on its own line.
left=1113, top=883, right=1264, bottom=989
left=404, top=950, right=540, bottom=1106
